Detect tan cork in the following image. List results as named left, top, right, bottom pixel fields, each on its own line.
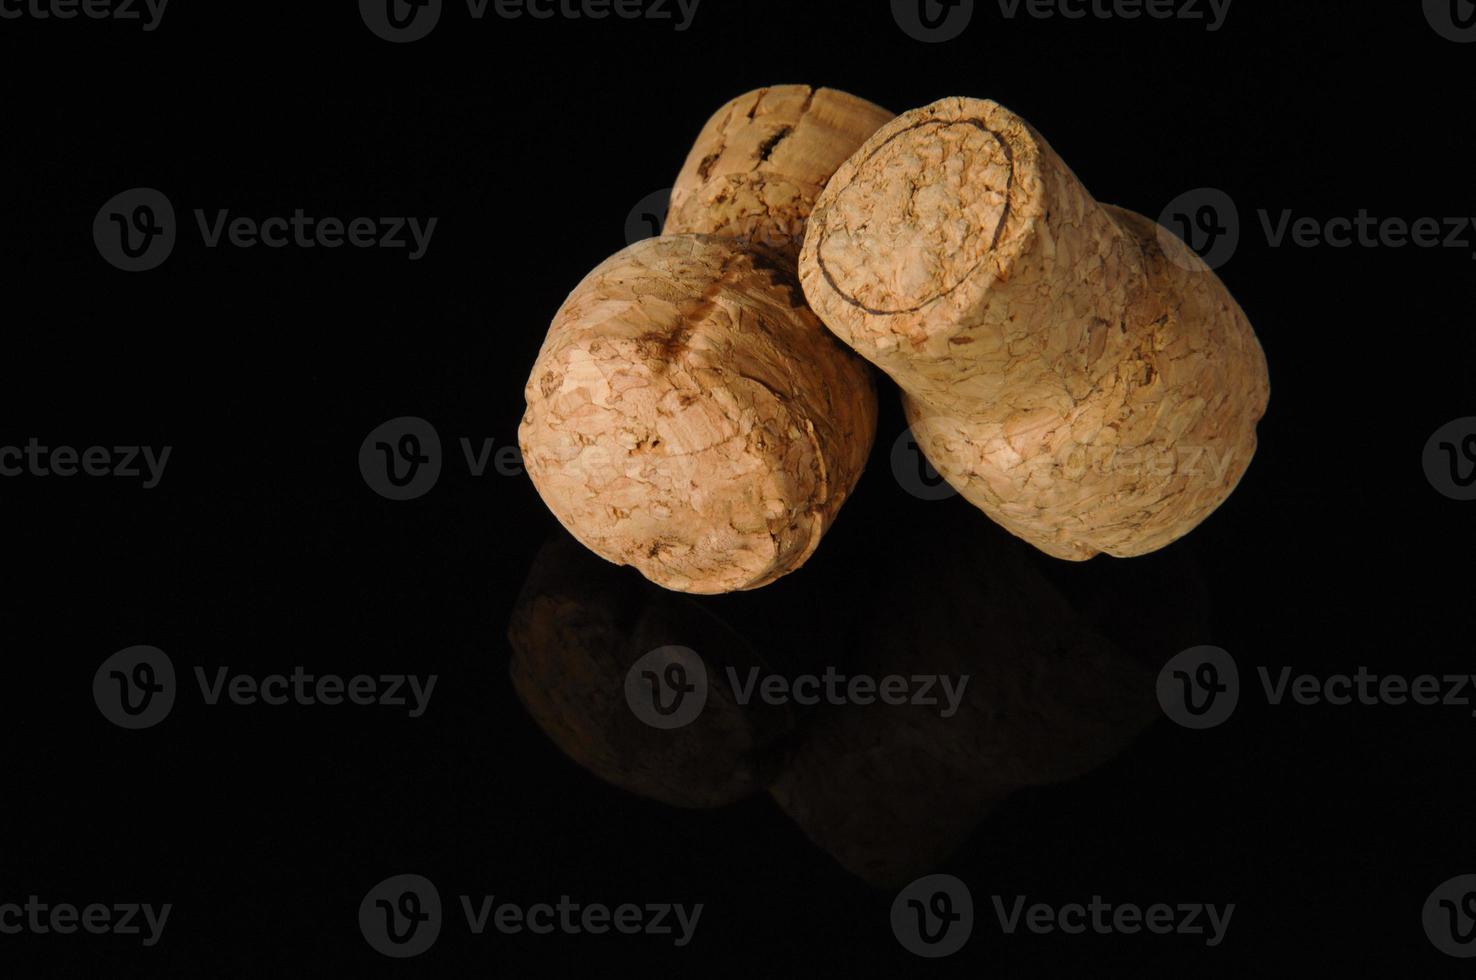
left=520, top=234, right=877, bottom=594
left=664, top=85, right=895, bottom=261
left=799, top=96, right=1271, bottom=560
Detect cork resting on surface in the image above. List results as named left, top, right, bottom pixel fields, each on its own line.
left=799, top=96, right=1270, bottom=560
left=520, top=234, right=877, bottom=594
left=664, top=85, right=894, bottom=261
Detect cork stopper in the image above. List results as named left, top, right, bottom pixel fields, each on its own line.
left=800, top=97, right=1269, bottom=561
left=521, top=234, right=877, bottom=593
left=665, top=85, right=894, bottom=260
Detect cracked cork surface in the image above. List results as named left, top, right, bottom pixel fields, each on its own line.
left=664, top=85, right=895, bottom=261
left=520, top=234, right=877, bottom=594
left=800, top=97, right=1270, bottom=561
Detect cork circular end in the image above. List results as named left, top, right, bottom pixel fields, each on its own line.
left=521, top=236, right=873, bottom=595
left=520, top=344, right=824, bottom=595
left=813, top=117, right=1017, bottom=315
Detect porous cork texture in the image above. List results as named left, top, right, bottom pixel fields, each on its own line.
left=799, top=97, right=1271, bottom=560
left=520, top=234, right=877, bottom=594
left=665, top=85, right=894, bottom=261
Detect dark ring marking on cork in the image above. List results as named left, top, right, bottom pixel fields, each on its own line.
left=815, top=119, right=1016, bottom=317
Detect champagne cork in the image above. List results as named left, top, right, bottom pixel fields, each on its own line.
left=800, top=97, right=1270, bottom=560
left=520, top=234, right=877, bottom=593
left=665, top=85, right=894, bottom=261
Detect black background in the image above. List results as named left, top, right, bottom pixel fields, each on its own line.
left=1, top=0, right=1473, bottom=975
